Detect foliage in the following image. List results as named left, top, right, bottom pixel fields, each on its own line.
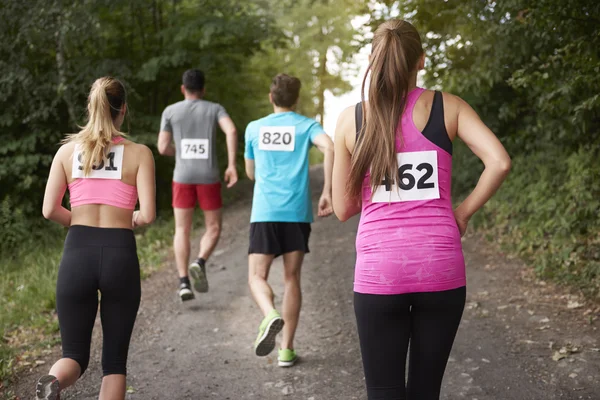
left=0, top=0, right=363, bottom=258
left=244, top=0, right=367, bottom=123
left=375, top=0, right=600, bottom=296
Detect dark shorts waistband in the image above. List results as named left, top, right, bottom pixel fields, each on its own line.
left=65, top=225, right=136, bottom=249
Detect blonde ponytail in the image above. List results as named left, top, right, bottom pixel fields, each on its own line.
left=64, top=77, right=127, bottom=176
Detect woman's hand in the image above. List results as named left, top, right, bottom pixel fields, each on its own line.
left=132, top=211, right=140, bottom=228
left=454, top=211, right=469, bottom=237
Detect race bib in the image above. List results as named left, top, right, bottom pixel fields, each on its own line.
left=258, top=126, right=295, bottom=152
left=372, top=151, right=440, bottom=203
left=72, top=144, right=124, bottom=179
left=181, top=138, right=209, bottom=159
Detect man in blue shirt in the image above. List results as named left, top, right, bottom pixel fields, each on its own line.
left=245, top=74, right=334, bottom=367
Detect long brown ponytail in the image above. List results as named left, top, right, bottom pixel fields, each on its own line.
left=64, top=77, right=126, bottom=176
left=347, top=20, right=423, bottom=198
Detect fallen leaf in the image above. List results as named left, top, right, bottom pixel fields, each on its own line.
left=568, top=301, right=584, bottom=309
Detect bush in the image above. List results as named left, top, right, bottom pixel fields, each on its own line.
left=465, top=144, right=600, bottom=297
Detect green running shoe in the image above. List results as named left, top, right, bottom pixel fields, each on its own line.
left=278, top=348, right=298, bottom=367
left=254, top=309, right=284, bottom=356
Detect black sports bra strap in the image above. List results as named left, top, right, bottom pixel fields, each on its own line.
left=421, top=91, right=453, bottom=155
left=432, top=91, right=445, bottom=120
left=355, top=102, right=363, bottom=139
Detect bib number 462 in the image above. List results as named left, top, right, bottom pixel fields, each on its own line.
left=372, top=151, right=440, bottom=203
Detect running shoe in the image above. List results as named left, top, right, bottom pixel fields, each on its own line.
left=36, top=375, right=59, bottom=400
left=254, top=309, right=284, bottom=356
left=278, top=348, right=298, bottom=367
left=189, top=259, right=209, bottom=293
left=178, top=282, right=195, bottom=302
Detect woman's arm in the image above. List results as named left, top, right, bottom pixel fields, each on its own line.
left=332, top=106, right=361, bottom=222
left=453, top=96, right=511, bottom=234
left=311, top=133, right=334, bottom=217
left=133, top=145, right=156, bottom=227
left=42, top=146, right=71, bottom=227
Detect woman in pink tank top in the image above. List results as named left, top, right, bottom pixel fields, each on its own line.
left=333, top=20, right=511, bottom=400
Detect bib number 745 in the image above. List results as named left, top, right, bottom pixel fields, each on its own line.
left=372, top=151, right=440, bottom=203
left=181, top=138, right=209, bottom=159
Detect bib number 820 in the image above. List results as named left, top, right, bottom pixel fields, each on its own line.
left=372, top=151, right=440, bottom=203
left=259, top=126, right=295, bottom=151
left=262, top=131, right=292, bottom=146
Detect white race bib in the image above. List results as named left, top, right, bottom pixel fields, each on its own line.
left=181, top=138, right=209, bottom=159
left=372, top=151, right=440, bottom=203
left=258, top=126, right=295, bottom=152
left=72, top=144, right=124, bottom=179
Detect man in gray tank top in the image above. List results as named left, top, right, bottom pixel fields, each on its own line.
left=158, top=69, right=238, bottom=302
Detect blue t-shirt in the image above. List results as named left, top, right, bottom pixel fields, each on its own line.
left=245, top=112, right=325, bottom=223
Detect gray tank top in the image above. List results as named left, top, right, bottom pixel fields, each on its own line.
left=160, top=99, right=229, bottom=184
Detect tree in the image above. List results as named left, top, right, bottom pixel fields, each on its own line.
left=245, top=0, right=368, bottom=122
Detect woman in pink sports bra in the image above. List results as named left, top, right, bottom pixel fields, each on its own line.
left=37, top=77, right=156, bottom=400
left=333, top=20, right=511, bottom=400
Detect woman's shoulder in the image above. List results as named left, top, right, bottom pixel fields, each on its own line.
left=55, top=141, right=76, bottom=159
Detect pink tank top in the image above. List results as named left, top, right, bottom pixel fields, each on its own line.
left=68, top=136, right=138, bottom=210
left=354, top=88, right=465, bottom=295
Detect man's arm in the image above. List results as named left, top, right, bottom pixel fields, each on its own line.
left=157, top=130, right=176, bottom=156
left=218, top=115, right=238, bottom=188
left=245, top=159, right=255, bottom=181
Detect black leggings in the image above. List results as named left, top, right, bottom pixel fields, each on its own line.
left=354, top=287, right=466, bottom=400
left=56, top=225, right=141, bottom=376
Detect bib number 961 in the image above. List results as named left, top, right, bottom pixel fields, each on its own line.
left=72, top=144, right=124, bottom=179
left=372, top=151, right=440, bottom=203
left=259, top=126, right=295, bottom=151
left=181, top=139, right=209, bottom=159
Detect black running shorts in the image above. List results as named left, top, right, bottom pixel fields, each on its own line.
left=248, top=222, right=311, bottom=257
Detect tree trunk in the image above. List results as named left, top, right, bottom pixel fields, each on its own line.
left=316, top=48, right=327, bottom=124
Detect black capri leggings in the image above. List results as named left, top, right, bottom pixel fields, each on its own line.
left=354, top=287, right=466, bottom=400
left=56, top=225, right=141, bottom=376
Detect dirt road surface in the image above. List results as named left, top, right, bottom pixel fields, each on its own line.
left=12, top=166, right=600, bottom=399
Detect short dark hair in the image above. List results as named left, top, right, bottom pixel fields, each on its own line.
left=270, top=74, right=301, bottom=108
left=182, top=69, right=205, bottom=92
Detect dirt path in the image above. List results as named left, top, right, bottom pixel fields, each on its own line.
left=12, top=167, right=600, bottom=399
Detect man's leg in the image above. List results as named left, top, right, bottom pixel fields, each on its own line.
left=197, top=208, right=222, bottom=261
left=189, top=210, right=220, bottom=293
left=249, top=253, right=284, bottom=356
left=174, top=208, right=195, bottom=278
left=248, top=254, right=276, bottom=316
left=174, top=208, right=195, bottom=300
left=280, top=251, right=304, bottom=351
left=189, top=183, right=223, bottom=293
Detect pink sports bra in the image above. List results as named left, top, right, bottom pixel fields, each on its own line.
left=68, top=137, right=138, bottom=210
